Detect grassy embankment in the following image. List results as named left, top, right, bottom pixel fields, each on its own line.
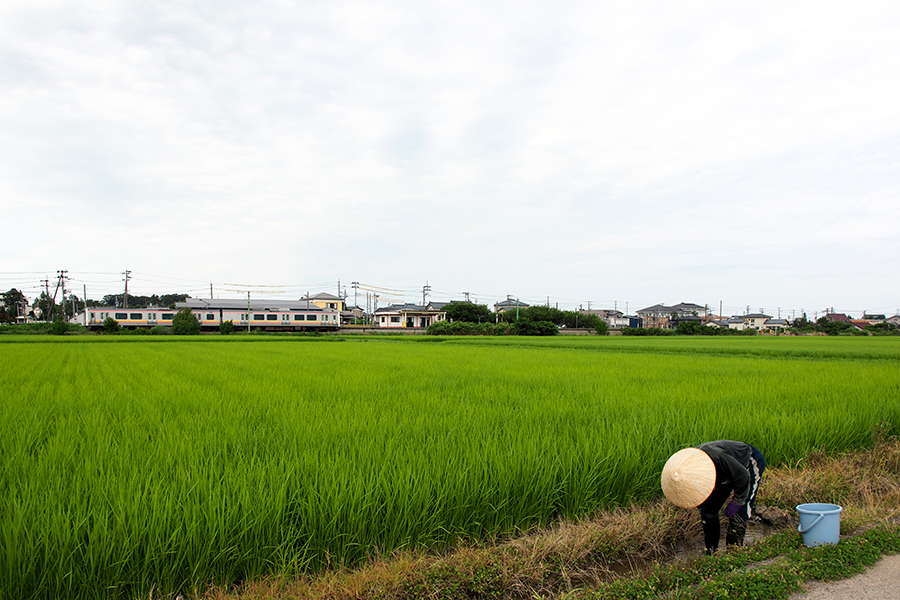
left=206, top=436, right=900, bottom=600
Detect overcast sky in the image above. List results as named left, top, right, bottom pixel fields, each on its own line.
left=2, top=1, right=899, bottom=318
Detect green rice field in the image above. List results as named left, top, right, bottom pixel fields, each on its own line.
left=1, top=335, right=898, bottom=599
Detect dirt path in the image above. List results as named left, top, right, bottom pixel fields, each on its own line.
left=788, top=554, right=900, bottom=600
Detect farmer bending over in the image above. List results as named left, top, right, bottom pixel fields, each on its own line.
left=661, top=440, right=765, bottom=554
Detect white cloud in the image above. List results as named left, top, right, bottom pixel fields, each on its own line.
left=1, top=1, right=899, bottom=314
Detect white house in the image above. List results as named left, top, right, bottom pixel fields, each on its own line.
left=375, top=303, right=447, bottom=328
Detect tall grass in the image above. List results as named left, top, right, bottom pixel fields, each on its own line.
left=0, top=337, right=898, bottom=599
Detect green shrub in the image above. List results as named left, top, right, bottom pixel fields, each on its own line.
left=220, top=320, right=235, bottom=335
left=621, top=326, right=675, bottom=336
left=172, top=308, right=201, bottom=335
left=513, top=320, right=558, bottom=336
left=102, top=317, right=119, bottom=333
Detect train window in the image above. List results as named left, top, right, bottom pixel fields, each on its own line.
left=162, top=313, right=173, bottom=320
left=253, top=314, right=265, bottom=321
left=306, top=314, right=317, bottom=321
left=130, top=313, right=142, bottom=320
left=266, top=314, right=277, bottom=321
left=294, top=314, right=303, bottom=320
left=206, top=313, right=214, bottom=320
left=116, top=313, right=127, bottom=320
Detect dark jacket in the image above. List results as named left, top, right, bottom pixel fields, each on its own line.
left=698, top=440, right=752, bottom=504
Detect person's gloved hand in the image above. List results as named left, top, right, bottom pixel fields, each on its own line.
left=724, top=500, right=743, bottom=517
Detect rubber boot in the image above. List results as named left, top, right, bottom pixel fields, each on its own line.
left=726, top=516, right=746, bottom=547
left=701, top=513, right=720, bottom=554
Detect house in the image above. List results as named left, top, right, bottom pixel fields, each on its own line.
left=308, top=292, right=344, bottom=311
left=670, top=315, right=705, bottom=329
left=342, top=305, right=366, bottom=324
left=636, top=302, right=708, bottom=329
left=741, top=313, right=772, bottom=330
left=824, top=313, right=865, bottom=330
left=725, top=316, right=746, bottom=330
left=608, top=314, right=642, bottom=329
left=887, top=315, right=900, bottom=327
left=825, top=313, right=853, bottom=323
left=494, top=297, right=529, bottom=314
left=580, top=309, right=622, bottom=319
left=861, top=313, right=886, bottom=324
left=763, top=318, right=790, bottom=333
left=375, top=303, right=447, bottom=328
left=426, top=301, right=452, bottom=312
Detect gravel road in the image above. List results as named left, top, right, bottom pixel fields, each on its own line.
left=787, top=553, right=900, bottom=600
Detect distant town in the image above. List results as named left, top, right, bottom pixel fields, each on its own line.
left=2, top=286, right=898, bottom=335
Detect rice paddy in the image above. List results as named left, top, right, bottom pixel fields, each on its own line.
left=1, top=335, right=898, bottom=599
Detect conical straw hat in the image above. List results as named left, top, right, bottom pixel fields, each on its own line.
left=661, top=448, right=716, bottom=508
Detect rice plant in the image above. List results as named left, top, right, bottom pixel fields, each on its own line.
left=0, top=337, right=897, bottom=599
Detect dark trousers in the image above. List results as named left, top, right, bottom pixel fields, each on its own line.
left=698, top=446, right=765, bottom=552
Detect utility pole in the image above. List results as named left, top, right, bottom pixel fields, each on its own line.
left=422, top=282, right=431, bottom=307
left=352, top=282, right=359, bottom=312
left=40, top=278, right=49, bottom=320
left=53, top=270, right=68, bottom=320
left=123, top=270, right=131, bottom=309
left=462, top=291, right=470, bottom=302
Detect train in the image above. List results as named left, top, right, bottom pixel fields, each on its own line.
left=83, top=298, right=341, bottom=332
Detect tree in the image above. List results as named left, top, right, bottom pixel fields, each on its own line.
left=513, top=319, right=558, bottom=336
left=443, top=301, right=495, bottom=323
left=32, top=292, right=56, bottom=321
left=103, top=317, right=120, bottom=333
left=816, top=317, right=853, bottom=336
left=791, top=314, right=816, bottom=334
left=62, top=294, right=83, bottom=320
left=2, top=288, right=27, bottom=322
left=219, top=320, right=235, bottom=335
left=507, top=306, right=608, bottom=335
left=172, top=308, right=201, bottom=335
left=50, top=318, right=69, bottom=335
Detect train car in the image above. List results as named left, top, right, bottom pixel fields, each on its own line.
left=85, top=308, right=177, bottom=329
left=83, top=299, right=340, bottom=332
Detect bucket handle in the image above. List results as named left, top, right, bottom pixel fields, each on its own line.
left=798, top=513, right=824, bottom=534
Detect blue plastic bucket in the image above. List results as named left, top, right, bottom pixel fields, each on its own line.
left=796, top=503, right=842, bottom=547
